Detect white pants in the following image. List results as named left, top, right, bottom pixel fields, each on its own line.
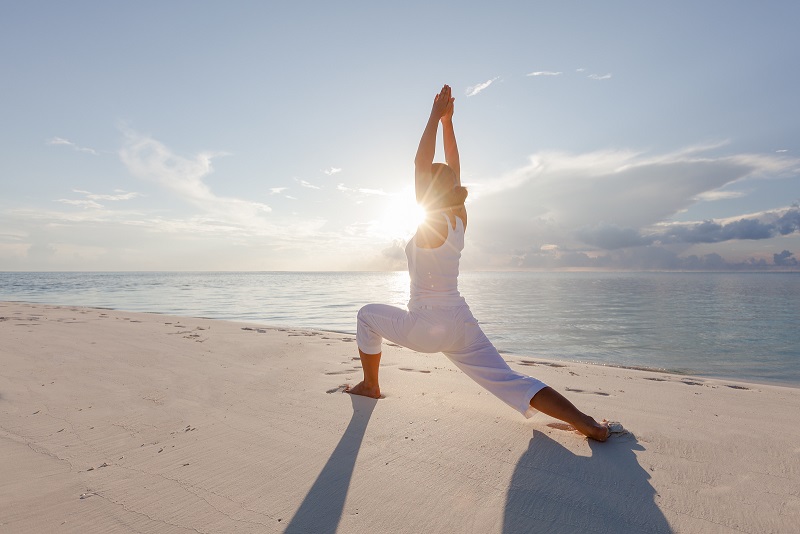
left=356, top=303, right=547, bottom=418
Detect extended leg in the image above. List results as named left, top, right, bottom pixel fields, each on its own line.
left=530, top=387, right=609, bottom=441
left=345, top=349, right=382, bottom=399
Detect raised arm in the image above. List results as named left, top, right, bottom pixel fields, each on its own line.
left=415, top=85, right=453, bottom=203
left=440, top=96, right=460, bottom=185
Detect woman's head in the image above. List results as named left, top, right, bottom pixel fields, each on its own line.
left=431, top=163, right=457, bottom=192
left=422, top=163, right=468, bottom=210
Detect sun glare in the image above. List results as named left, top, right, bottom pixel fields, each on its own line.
left=381, top=191, right=427, bottom=238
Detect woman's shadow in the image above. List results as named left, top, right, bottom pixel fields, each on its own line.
left=283, top=393, right=377, bottom=534
left=503, top=429, right=672, bottom=534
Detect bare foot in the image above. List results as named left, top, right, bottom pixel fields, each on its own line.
left=344, top=381, right=381, bottom=399
left=575, top=417, right=610, bottom=442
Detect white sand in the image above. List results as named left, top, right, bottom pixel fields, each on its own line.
left=1, top=301, right=798, bottom=533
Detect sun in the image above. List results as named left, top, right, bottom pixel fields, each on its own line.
left=381, top=190, right=427, bottom=238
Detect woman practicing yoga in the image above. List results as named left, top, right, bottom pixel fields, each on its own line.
left=346, top=84, right=610, bottom=441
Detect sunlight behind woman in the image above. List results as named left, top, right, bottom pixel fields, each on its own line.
left=380, top=190, right=427, bottom=238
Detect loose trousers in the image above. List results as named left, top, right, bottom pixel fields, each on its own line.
left=356, top=303, right=547, bottom=418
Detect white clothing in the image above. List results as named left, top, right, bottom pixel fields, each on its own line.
left=356, top=213, right=547, bottom=418
left=405, top=213, right=467, bottom=308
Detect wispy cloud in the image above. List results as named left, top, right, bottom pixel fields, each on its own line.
left=47, top=136, right=98, bottom=155
left=54, top=189, right=141, bottom=210
left=269, top=187, right=288, bottom=195
left=55, top=198, right=104, bottom=210
left=466, top=77, right=500, bottom=97
left=324, top=167, right=342, bottom=175
left=694, top=190, right=746, bottom=202
left=73, top=189, right=141, bottom=201
left=588, top=73, right=612, bottom=81
left=296, top=178, right=321, bottom=189
left=527, top=71, right=562, bottom=77
left=337, top=184, right=387, bottom=196
left=119, top=131, right=273, bottom=232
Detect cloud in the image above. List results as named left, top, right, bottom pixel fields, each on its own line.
left=588, top=73, right=612, bottom=81
left=270, top=187, right=288, bottom=194
left=337, top=183, right=387, bottom=196
left=119, top=132, right=273, bottom=231
left=296, top=178, right=321, bottom=189
left=324, top=167, right=342, bottom=175
left=511, top=244, right=793, bottom=271
left=466, top=77, right=500, bottom=97
left=774, top=250, right=798, bottom=266
left=574, top=206, right=800, bottom=250
left=693, top=190, right=746, bottom=201
left=527, top=71, right=562, bottom=77
left=465, top=144, right=800, bottom=267
left=473, top=144, right=798, bottom=232
left=55, top=198, right=104, bottom=210
left=575, top=224, right=650, bottom=249
left=53, top=189, right=141, bottom=211
left=73, top=189, right=141, bottom=201
left=47, top=136, right=98, bottom=155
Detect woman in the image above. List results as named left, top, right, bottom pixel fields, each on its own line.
left=346, top=84, right=610, bottom=441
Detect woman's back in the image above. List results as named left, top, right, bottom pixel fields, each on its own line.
left=406, top=212, right=466, bottom=308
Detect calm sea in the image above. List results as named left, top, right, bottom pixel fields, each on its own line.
left=2, top=271, right=798, bottom=387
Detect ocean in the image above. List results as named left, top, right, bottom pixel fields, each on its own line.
left=2, top=271, right=798, bottom=387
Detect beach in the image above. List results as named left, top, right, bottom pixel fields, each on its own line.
left=1, top=301, right=798, bottom=533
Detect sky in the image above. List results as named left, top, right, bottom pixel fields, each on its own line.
left=1, top=1, right=798, bottom=271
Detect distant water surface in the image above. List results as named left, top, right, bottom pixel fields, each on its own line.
left=2, top=271, right=798, bottom=387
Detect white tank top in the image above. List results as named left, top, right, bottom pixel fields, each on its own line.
left=406, top=213, right=467, bottom=308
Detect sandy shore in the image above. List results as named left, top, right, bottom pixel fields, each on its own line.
left=1, top=301, right=798, bottom=533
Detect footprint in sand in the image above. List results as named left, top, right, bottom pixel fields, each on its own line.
left=726, top=384, right=750, bottom=390
left=399, top=368, right=432, bottom=374
left=565, top=387, right=610, bottom=397
left=643, top=377, right=667, bottom=382
left=325, top=369, right=360, bottom=375
left=518, top=360, right=567, bottom=368
left=326, top=385, right=348, bottom=394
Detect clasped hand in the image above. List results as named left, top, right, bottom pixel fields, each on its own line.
left=431, top=84, right=455, bottom=122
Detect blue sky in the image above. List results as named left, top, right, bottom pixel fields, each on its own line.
left=1, top=1, right=798, bottom=271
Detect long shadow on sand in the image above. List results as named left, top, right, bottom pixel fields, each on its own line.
left=503, top=430, right=672, bottom=534
left=283, top=394, right=377, bottom=534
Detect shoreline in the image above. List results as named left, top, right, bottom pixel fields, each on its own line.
left=2, top=301, right=800, bottom=532
left=4, top=298, right=797, bottom=391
